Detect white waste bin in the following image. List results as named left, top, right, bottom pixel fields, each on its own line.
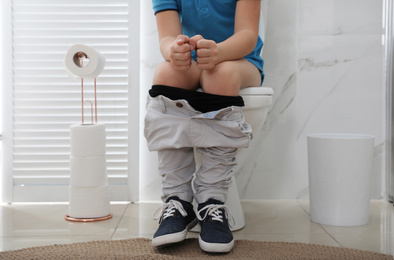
left=307, top=133, right=374, bottom=226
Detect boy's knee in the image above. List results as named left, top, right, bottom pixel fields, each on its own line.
left=153, top=62, right=174, bottom=85
left=153, top=61, right=200, bottom=90
left=201, top=62, right=241, bottom=96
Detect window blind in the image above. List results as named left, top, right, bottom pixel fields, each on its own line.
left=11, top=0, right=130, bottom=202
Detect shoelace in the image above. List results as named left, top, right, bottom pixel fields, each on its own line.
left=152, top=199, right=187, bottom=223
left=196, top=204, right=236, bottom=228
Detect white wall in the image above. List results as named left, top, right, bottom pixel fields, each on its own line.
left=1, top=0, right=13, bottom=203
left=139, top=0, right=161, bottom=201
left=139, top=0, right=387, bottom=201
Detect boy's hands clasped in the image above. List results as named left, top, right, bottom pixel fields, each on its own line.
left=169, top=35, right=193, bottom=71
left=169, top=35, right=219, bottom=71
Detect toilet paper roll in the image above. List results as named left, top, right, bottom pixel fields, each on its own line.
left=68, top=185, right=111, bottom=219
left=64, top=44, right=105, bottom=81
left=70, top=124, right=106, bottom=157
left=70, top=155, right=108, bottom=188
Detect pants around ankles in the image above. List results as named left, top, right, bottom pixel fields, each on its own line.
left=144, top=95, right=252, bottom=204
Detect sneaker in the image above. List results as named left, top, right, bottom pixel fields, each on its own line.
left=152, top=196, right=197, bottom=247
left=197, top=199, right=236, bottom=253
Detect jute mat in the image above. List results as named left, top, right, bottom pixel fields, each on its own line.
left=0, top=238, right=392, bottom=260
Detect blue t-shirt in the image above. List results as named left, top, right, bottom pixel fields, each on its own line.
left=152, top=0, right=265, bottom=82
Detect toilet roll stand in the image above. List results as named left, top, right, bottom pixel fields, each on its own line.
left=77, top=51, right=98, bottom=125
left=65, top=52, right=112, bottom=222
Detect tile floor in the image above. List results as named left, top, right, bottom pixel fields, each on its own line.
left=0, top=200, right=393, bottom=256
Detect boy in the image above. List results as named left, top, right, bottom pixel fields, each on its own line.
left=144, top=0, right=264, bottom=253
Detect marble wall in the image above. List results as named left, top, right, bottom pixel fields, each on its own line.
left=139, top=0, right=387, bottom=201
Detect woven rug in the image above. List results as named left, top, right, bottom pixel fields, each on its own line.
left=0, top=238, right=392, bottom=260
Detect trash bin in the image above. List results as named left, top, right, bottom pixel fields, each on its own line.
left=307, top=133, right=374, bottom=226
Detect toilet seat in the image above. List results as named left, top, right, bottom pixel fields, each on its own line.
left=196, top=86, right=273, bottom=96
left=239, top=86, right=273, bottom=96
left=240, top=87, right=273, bottom=109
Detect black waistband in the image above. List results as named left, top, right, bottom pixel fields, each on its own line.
left=149, top=85, right=244, bottom=113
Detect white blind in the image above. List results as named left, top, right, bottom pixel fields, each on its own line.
left=11, top=0, right=130, bottom=201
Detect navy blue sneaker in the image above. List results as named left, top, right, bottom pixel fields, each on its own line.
left=197, top=199, right=235, bottom=253
left=152, top=196, right=197, bottom=247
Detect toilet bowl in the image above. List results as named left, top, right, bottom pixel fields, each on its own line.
left=240, top=86, right=273, bottom=134
left=224, top=87, right=273, bottom=231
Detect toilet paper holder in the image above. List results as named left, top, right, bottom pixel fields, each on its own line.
left=77, top=52, right=98, bottom=125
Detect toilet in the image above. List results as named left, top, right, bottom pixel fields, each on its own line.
left=225, top=9, right=273, bottom=231
left=226, top=87, right=273, bottom=231
left=193, top=8, right=274, bottom=232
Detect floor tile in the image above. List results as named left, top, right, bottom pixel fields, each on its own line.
left=239, top=200, right=325, bottom=234
left=0, top=203, right=128, bottom=238
left=326, top=233, right=389, bottom=254
left=0, top=200, right=392, bottom=256
left=112, top=202, right=160, bottom=239
left=319, top=201, right=394, bottom=254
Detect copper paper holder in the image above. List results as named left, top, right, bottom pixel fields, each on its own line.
left=65, top=214, right=113, bottom=222
left=65, top=52, right=111, bottom=223
left=77, top=52, right=98, bottom=125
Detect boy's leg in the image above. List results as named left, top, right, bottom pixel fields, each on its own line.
left=158, top=147, right=195, bottom=203
left=149, top=61, right=201, bottom=247
left=201, top=59, right=262, bottom=96
left=153, top=61, right=201, bottom=91
left=152, top=147, right=197, bottom=247
left=193, top=147, right=237, bottom=204
left=193, top=146, right=239, bottom=253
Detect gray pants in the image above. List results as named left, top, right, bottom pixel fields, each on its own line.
left=144, top=95, right=252, bottom=204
